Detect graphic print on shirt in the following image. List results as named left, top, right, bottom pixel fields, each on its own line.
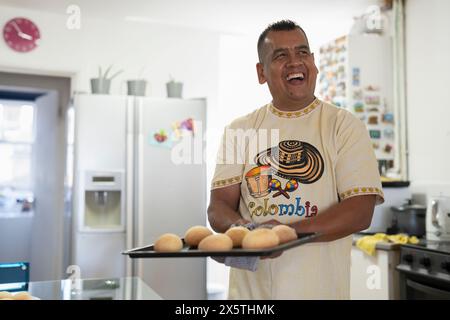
left=244, top=140, right=324, bottom=219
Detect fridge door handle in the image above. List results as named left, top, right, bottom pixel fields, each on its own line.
left=134, top=97, right=145, bottom=278
left=125, top=96, right=135, bottom=277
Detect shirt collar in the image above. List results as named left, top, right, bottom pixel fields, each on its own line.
left=268, top=98, right=321, bottom=118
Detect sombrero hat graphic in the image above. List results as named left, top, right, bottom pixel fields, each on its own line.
left=254, top=140, right=324, bottom=184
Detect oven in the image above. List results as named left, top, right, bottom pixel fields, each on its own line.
left=397, top=244, right=450, bottom=300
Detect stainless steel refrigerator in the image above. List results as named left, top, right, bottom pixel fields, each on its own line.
left=72, top=94, right=207, bottom=299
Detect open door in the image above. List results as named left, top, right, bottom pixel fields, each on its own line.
left=30, top=90, right=66, bottom=281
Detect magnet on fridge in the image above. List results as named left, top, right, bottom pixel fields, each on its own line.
left=368, top=115, right=379, bottom=125
left=382, top=113, right=394, bottom=124
left=352, top=67, right=360, bottom=86
left=365, top=85, right=380, bottom=91
left=383, top=128, right=394, bottom=139
left=372, top=142, right=380, bottom=150
left=172, top=117, right=195, bottom=140
left=364, top=95, right=380, bottom=105
left=384, top=144, right=393, bottom=153
left=353, top=102, right=364, bottom=113
left=148, top=129, right=174, bottom=148
left=353, top=89, right=363, bottom=100
left=369, top=130, right=381, bottom=139
left=367, top=106, right=380, bottom=113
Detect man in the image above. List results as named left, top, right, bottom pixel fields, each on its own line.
left=208, top=20, right=384, bottom=299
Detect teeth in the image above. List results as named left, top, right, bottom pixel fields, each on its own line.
left=286, top=72, right=305, bottom=81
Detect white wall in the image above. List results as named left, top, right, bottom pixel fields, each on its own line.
left=405, top=0, right=450, bottom=196
left=0, top=5, right=220, bottom=105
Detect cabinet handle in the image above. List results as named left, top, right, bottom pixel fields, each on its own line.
left=406, top=279, right=450, bottom=298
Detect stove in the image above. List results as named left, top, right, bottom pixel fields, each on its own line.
left=397, top=240, right=450, bottom=299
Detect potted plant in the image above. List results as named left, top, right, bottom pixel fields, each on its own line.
left=166, top=75, right=183, bottom=98
left=91, top=65, right=123, bottom=94
left=127, top=67, right=148, bottom=96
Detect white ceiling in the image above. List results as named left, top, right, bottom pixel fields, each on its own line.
left=0, top=0, right=378, bottom=37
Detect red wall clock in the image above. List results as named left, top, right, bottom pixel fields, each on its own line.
left=3, top=17, right=40, bottom=53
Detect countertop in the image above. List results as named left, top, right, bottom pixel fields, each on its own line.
left=2, top=276, right=162, bottom=300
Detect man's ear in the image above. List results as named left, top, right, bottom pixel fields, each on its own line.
left=311, top=53, right=319, bottom=74
left=256, top=62, right=267, bottom=84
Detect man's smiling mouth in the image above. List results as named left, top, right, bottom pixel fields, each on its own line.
left=286, top=72, right=305, bottom=84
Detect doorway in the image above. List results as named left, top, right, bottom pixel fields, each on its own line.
left=0, top=72, right=71, bottom=282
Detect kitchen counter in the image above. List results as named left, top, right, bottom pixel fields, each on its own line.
left=351, top=234, right=402, bottom=299
left=352, top=233, right=402, bottom=251
left=2, top=276, right=162, bottom=300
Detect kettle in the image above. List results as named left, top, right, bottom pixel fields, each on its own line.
left=426, top=196, right=450, bottom=241
left=390, top=199, right=426, bottom=237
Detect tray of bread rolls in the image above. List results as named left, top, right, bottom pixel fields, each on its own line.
left=122, top=224, right=319, bottom=258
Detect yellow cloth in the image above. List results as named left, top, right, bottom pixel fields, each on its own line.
left=356, top=233, right=419, bottom=256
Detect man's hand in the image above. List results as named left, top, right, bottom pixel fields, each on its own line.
left=231, top=218, right=252, bottom=228
left=258, top=219, right=282, bottom=228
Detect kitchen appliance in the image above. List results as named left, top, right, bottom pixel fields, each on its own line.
left=79, top=171, right=124, bottom=232
left=396, top=242, right=450, bottom=299
left=72, top=94, right=207, bottom=299
left=426, top=196, right=450, bottom=241
left=390, top=200, right=426, bottom=237
left=318, top=14, right=408, bottom=182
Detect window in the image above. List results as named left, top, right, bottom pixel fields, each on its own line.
left=0, top=100, right=35, bottom=216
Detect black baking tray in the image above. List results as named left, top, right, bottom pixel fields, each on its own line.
left=122, top=232, right=319, bottom=258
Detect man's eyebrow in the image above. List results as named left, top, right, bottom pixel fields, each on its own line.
left=272, top=48, right=287, bottom=56
left=272, top=45, right=310, bottom=55
left=297, top=45, right=310, bottom=50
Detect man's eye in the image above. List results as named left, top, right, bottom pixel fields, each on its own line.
left=300, top=50, right=310, bottom=55
left=275, top=53, right=286, bottom=59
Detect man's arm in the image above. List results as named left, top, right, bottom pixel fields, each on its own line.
left=291, top=195, right=376, bottom=242
left=207, top=184, right=249, bottom=233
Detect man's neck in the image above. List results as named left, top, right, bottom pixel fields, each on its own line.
left=272, top=96, right=316, bottom=112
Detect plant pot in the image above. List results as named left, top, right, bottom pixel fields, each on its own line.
left=90, top=78, right=111, bottom=94
left=166, top=81, right=183, bottom=98
left=127, top=80, right=147, bottom=96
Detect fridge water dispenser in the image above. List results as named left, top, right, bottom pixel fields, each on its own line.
left=79, top=171, right=125, bottom=232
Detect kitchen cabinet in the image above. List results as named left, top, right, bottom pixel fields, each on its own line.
left=350, top=242, right=400, bottom=300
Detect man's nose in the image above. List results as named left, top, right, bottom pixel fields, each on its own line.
left=286, top=54, right=304, bottom=67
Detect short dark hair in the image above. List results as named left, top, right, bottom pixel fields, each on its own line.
left=257, top=20, right=309, bottom=62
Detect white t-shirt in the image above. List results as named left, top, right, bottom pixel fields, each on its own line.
left=211, top=98, right=384, bottom=299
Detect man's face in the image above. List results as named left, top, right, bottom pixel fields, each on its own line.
left=257, top=29, right=318, bottom=109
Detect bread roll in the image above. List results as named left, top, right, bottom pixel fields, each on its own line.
left=242, top=228, right=279, bottom=249
left=154, top=233, right=183, bottom=252
left=272, top=225, right=297, bottom=244
left=13, top=292, right=32, bottom=300
left=0, top=291, right=12, bottom=299
left=198, top=234, right=233, bottom=251
left=225, top=226, right=250, bottom=247
left=184, top=225, right=213, bottom=246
